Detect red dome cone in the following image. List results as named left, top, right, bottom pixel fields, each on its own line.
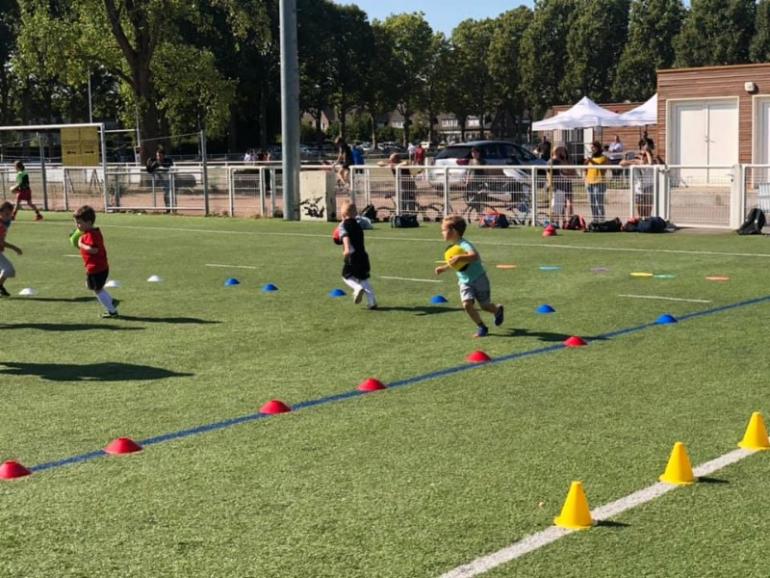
left=564, top=336, right=588, bottom=347
left=466, top=350, right=492, bottom=363
left=357, top=378, right=387, bottom=392
left=260, top=399, right=292, bottom=414
left=0, top=460, right=31, bottom=479
left=105, top=437, right=143, bottom=455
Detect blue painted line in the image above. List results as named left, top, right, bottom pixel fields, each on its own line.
left=21, top=294, right=770, bottom=477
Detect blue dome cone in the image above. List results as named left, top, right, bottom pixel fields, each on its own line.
left=329, top=288, right=346, bottom=298
left=431, top=295, right=448, bottom=304
left=656, top=313, right=678, bottom=325
left=262, top=283, right=279, bottom=292
left=536, top=304, right=555, bottom=314
left=225, top=278, right=240, bottom=286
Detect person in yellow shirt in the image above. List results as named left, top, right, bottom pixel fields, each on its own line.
left=584, top=141, right=608, bottom=221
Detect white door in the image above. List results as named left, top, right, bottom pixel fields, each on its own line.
left=671, top=100, right=738, bottom=183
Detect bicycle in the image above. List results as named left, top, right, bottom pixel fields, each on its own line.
left=461, top=182, right=549, bottom=226
left=370, top=192, right=444, bottom=223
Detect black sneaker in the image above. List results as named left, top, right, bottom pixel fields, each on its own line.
left=0, top=286, right=9, bottom=297
left=102, top=310, right=119, bottom=318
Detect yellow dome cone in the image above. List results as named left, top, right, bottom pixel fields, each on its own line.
left=553, top=481, right=593, bottom=530
left=738, top=412, right=770, bottom=451
left=659, top=442, right=696, bottom=485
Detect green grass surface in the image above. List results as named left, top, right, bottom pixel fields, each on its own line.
left=1, top=212, right=769, bottom=577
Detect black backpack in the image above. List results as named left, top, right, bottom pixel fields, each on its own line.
left=738, top=208, right=766, bottom=235
left=391, top=213, right=419, bottom=228
left=636, top=216, right=667, bottom=233
left=587, top=217, right=622, bottom=233
left=361, top=204, right=377, bottom=221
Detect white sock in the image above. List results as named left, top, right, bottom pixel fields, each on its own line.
left=361, top=280, right=376, bottom=306
left=342, top=277, right=363, bottom=294
left=97, top=289, right=116, bottom=312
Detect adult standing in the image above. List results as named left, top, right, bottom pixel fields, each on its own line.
left=547, top=146, right=576, bottom=224
left=413, top=142, right=426, bottom=166
left=334, top=137, right=353, bottom=186
left=621, top=140, right=655, bottom=217
left=584, top=141, right=608, bottom=221
left=539, top=135, right=552, bottom=161
left=146, top=146, right=174, bottom=212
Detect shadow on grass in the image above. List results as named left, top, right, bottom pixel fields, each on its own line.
left=0, top=323, right=143, bottom=332
left=596, top=520, right=630, bottom=528
left=117, top=315, right=220, bottom=324
left=22, top=296, right=94, bottom=303
left=0, top=361, right=194, bottom=382
left=493, top=328, right=611, bottom=343
left=697, top=476, right=728, bottom=484
left=369, top=305, right=457, bottom=316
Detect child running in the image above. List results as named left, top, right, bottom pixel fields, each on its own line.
left=435, top=215, right=503, bottom=337
left=0, top=201, right=22, bottom=297
left=338, top=201, right=377, bottom=309
left=73, top=205, right=118, bottom=318
left=10, top=162, right=43, bottom=221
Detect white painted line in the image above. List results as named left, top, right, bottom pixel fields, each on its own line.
left=439, top=448, right=754, bottom=578
left=205, top=263, right=258, bottom=270
left=63, top=254, right=80, bottom=258
left=107, top=224, right=770, bottom=259
left=618, top=294, right=712, bottom=304
left=380, top=275, right=441, bottom=284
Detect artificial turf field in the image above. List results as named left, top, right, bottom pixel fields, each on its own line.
left=1, top=211, right=769, bottom=577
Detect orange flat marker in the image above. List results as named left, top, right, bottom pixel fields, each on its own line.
left=705, top=275, right=730, bottom=282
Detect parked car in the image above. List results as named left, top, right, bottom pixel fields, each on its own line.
left=429, top=140, right=547, bottom=193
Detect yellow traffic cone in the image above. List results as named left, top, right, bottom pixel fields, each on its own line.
left=659, top=442, right=696, bottom=485
left=553, top=481, right=593, bottom=530
left=738, top=412, right=770, bottom=451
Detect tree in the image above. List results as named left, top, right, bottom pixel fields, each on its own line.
left=561, top=0, right=631, bottom=103
left=361, top=22, right=400, bottom=146
left=488, top=7, right=533, bottom=138
left=750, top=0, right=770, bottom=62
left=451, top=19, right=495, bottom=139
left=520, top=0, right=577, bottom=120
left=14, top=0, right=269, bottom=155
left=380, top=13, right=434, bottom=145
left=674, top=0, right=756, bottom=67
left=423, top=33, right=452, bottom=145
left=0, top=0, right=19, bottom=125
left=613, top=0, right=685, bottom=101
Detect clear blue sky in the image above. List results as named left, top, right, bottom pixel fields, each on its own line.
left=333, top=1, right=533, bottom=36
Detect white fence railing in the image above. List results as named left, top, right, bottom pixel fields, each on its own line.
left=2, top=161, right=768, bottom=228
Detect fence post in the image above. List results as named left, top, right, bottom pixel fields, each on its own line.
left=730, top=164, right=743, bottom=229
left=529, top=167, right=537, bottom=227
left=259, top=168, right=266, bottom=217
left=201, top=129, right=210, bottom=216
left=629, top=166, right=636, bottom=217
left=63, top=168, right=70, bottom=211
left=228, top=167, right=235, bottom=216
left=38, top=133, right=49, bottom=211
left=395, top=165, right=402, bottom=216
left=443, top=167, right=449, bottom=217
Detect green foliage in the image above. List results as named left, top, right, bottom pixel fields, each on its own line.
left=488, top=8, right=532, bottom=121
left=561, top=0, right=631, bottom=103
left=613, top=0, right=685, bottom=101
left=450, top=19, right=495, bottom=137
left=520, top=0, right=577, bottom=119
left=674, top=0, right=756, bottom=67
left=750, top=0, right=770, bottom=62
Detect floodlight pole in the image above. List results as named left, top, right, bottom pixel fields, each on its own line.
left=280, top=0, right=300, bottom=221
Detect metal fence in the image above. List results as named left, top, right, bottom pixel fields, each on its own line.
left=3, top=160, right=770, bottom=229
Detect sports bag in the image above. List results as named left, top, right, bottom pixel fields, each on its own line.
left=737, top=208, right=766, bottom=235
left=587, top=217, right=622, bottom=233
left=479, top=210, right=510, bottom=228
left=563, top=215, right=586, bottom=230
left=636, top=216, right=667, bottom=233
left=391, top=213, right=419, bottom=228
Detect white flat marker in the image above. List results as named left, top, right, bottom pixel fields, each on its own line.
left=205, top=263, right=258, bottom=270
left=618, top=294, right=712, bottom=303
left=380, top=275, right=441, bottom=284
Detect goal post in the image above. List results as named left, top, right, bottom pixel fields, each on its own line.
left=0, top=122, right=108, bottom=210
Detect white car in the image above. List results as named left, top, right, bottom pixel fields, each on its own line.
left=428, top=140, right=547, bottom=194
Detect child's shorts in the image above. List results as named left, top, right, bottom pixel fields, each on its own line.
left=86, top=269, right=109, bottom=291
left=459, top=273, right=491, bottom=306
left=0, top=252, right=16, bottom=278
left=15, top=188, right=32, bottom=202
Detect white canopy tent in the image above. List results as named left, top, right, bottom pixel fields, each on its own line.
left=532, top=96, right=626, bottom=130
left=616, top=93, right=657, bottom=126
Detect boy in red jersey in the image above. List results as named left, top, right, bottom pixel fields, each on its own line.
left=74, top=205, right=118, bottom=317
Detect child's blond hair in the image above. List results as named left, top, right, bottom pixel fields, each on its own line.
left=340, top=201, right=357, bottom=218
